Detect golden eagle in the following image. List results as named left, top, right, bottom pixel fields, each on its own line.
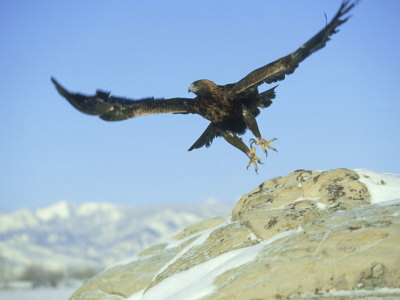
left=52, top=1, right=355, bottom=172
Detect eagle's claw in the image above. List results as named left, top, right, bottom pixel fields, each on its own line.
left=250, top=137, right=278, bottom=156
left=246, top=147, right=263, bottom=173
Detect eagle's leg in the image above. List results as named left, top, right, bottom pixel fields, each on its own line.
left=250, top=137, right=278, bottom=154
left=219, top=128, right=262, bottom=173
left=242, top=105, right=277, bottom=156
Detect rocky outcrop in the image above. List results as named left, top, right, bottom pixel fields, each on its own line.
left=232, top=168, right=371, bottom=241
left=70, top=168, right=400, bottom=300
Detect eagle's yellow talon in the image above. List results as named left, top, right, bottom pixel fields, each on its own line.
left=250, top=138, right=277, bottom=154
left=247, top=148, right=262, bottom=173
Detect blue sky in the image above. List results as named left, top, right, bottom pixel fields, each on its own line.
left=1, top=1, right=399, bottom=212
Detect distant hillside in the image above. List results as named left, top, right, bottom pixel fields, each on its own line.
left=0, top=199, right=232, bottom=282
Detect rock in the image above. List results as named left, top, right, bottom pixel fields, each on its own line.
left=145, top=220, right=259, bottom=292
left=207, top=203, right=400, bottom=299
left=232, top=168, right=371, bottom=240
left=70, top=168, right=400, bottom=300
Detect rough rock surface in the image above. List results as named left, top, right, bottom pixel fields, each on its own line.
left=70, top=217, right=227, bottom=299
left=232, top=168, right=371, bottom=240
left=70, top=168, right=400, bottom=300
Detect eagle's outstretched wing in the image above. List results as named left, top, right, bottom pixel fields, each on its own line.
left=51, top=77, right=195, bottom=121
left=229, top=1, right=356, bottom=96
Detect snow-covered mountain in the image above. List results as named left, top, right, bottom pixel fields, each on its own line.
left=0, top=200, right=232, bottom=276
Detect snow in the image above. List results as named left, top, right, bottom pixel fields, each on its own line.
left=293, top=196, right=326, bottom=209
left=153, top=217, right=231, bottom=278
left=300, top=287, right=400, bottom=298
left=129, top=230, right=296, bottom=300
left=77, top=202, right=116, bottom=215
left=127, top=290, right=144, bottom=300
left=354, top=169, right=400, bottom=204
left=328, top=287, right=400, bottom=297
left=316, top=201, right=327, bottom=209
left=103, top=254, right=151, bottom=272
left=164, top=230, right=201, bottom=250
left=36, top=201, right=71, bottom=221
left=393, top=210, right=400, bottom=217
left=0, top=210, right=40, bottom=232
left=0, top=286, right=77, bottom=300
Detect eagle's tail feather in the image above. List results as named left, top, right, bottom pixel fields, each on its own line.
left=258, top=85, right=278, bottom=108
left=188, top=123, right=219, bottom=151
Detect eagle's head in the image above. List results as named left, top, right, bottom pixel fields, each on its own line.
left=188, top=79, right=218, bottom=96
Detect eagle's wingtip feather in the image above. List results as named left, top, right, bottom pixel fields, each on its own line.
left=50, top=77, right=70, bottom=98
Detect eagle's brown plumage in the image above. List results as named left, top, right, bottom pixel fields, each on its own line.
left=52, top=1, right=355, bottom=172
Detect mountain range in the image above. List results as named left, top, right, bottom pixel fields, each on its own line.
left=0, top=200, right=232, bottom=277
